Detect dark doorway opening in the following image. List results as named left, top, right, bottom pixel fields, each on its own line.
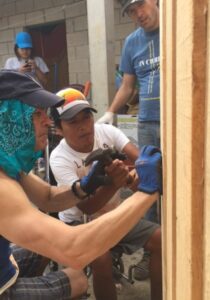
left=28, top=22, right=69, bottom=92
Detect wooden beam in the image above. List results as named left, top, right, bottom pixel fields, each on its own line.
left=160, top=0, right=177, bottom=299
left=161, top=0, right=208, bottom=299
left=204, top=1, right=210, bottom=298
left=175, top=1, right=206, bottom=299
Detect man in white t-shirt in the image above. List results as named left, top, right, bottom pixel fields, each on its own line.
left=50, top=88, right=162, bottom=300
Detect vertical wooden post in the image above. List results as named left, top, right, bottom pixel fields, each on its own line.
left=204, top=1, right=210, bottom=298
left=160, top=0, right=177, bottom=299
left=161, top=0, right=208, bottom=299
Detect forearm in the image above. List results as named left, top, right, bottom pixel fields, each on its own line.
left=21, top=191, right=159, bottom=270
left=77, top=184, right=118, bottom=214
left=20, top=172, right=79, bottom=212
left=64, top=191, right=159, bottom=268
left=1, top=176, right=158, bottom=271
left=44, top=186, right=80, bottom=212
left=109, top=85, right=134, bottom=113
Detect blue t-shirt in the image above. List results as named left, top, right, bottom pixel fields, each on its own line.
left=120, top=27, right=160, bottom=122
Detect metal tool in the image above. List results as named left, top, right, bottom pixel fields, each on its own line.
left=85, top=147, right=133, bottom=185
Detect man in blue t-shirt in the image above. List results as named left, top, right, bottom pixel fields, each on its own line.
left=97, top=0, right=160, bottom=281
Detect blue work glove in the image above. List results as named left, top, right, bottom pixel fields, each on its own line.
left=135, top=145, right=162, bottom=194
left=80, top=161, right=111, bottom=195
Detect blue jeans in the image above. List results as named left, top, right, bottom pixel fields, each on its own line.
left=138, top=121, right=160, bottom=224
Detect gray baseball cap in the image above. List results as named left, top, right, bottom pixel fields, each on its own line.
left=0, top=70, right=64, bottom=108
left=121, top=0, right=145, bottom=16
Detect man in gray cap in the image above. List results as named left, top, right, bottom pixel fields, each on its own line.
left=97, top=0, right=160, bottom=282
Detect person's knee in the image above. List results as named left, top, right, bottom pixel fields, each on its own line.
left=63, top=268, right=88, bottom=298
left=144, top=227, right=161, bottom=254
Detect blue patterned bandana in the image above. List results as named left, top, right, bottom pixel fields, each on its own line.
left=0, top=99, right=42, bottom=180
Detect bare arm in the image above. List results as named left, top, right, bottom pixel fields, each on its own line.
left=19, top=172, right=79, bottom=212
left=0, top=171, right=158, bottom=270
left=108, top=73, right=136, bottom=113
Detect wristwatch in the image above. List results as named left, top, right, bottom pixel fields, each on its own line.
left=72, top=180, right=88, bottom=199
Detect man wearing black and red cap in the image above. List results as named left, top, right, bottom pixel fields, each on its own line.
left=97, top=0, right=160, bottom=282
left=0, top=71, right=162, bottom=299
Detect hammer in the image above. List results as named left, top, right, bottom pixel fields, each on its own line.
left=85, top=147, right=133, bottom=185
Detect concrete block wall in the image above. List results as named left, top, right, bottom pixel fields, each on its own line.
left=114, top=0, right=135, bottom=65
left=65, top=1, right=89, bottom=84
left=0, top=0, right=134, bottom=85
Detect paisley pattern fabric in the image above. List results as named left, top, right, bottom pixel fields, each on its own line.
left=0, top=99, right=42, bottom=179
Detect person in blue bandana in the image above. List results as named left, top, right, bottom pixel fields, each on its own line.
left=0, top=70, right=162, bottom=300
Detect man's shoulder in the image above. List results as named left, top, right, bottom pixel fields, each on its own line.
left=95, top=123, right=118, bottom=134
left=95, top=123, right=114, bottom=129
left=51, top=138, right=62, bottom=151
left=50, top=139, right=67, bottom=159
left=50, top=139, right=79, bottom=164
left=95, top=123, right=127, bottom=143
left=125, top=27, right=142, bottom=43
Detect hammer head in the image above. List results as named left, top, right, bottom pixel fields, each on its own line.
left=85, top=147, right=127, bottom=166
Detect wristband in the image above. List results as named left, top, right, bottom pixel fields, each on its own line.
left=72, top=180, right=88, bottom=200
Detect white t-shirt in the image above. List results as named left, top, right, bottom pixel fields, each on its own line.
left=4, top=56, right=49, bottom=83
left=50, top=123, right=130, bottom=223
